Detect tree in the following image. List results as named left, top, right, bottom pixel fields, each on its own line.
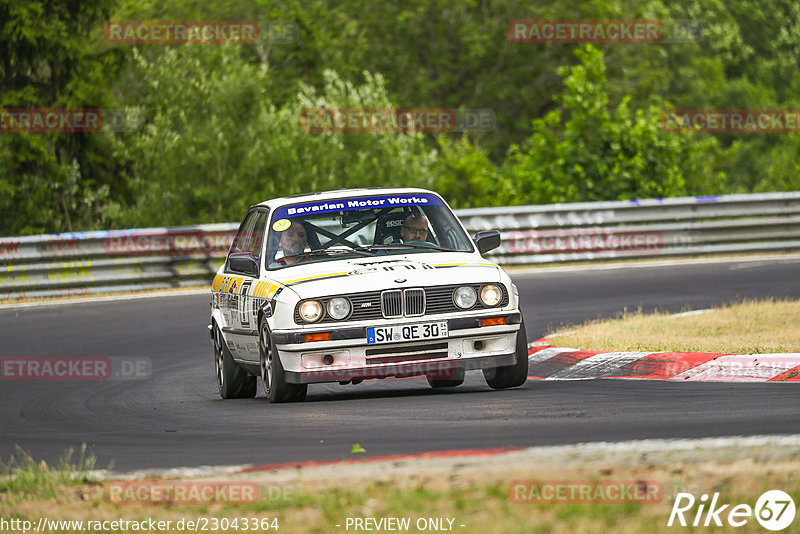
left=0, top=0, right=128, bottom=235
left=501, top=45, right=725, bottom=205
left=111, top=44, right=438, bottom=226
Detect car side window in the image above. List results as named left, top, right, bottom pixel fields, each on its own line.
left=229, top=211, right=257, bottom=254
left=247, top=211, right=268, bottom=259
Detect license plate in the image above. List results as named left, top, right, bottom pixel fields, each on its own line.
left=367, top=321, right=448, bottom=344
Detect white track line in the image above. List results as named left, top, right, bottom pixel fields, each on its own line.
left=672, top=354, right=800, bottom=382
left=668, top=309, right=715, bottom=319
left=509, top=253, right=800, bottom=275
left=548, top=351, right=651, bottom=380
left=528, top=347, right=579, bottom=364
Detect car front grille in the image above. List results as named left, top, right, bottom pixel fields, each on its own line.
left=297, top=283, right=509, bottom=324
left=403, top=288, right=425, bottom=316
left=380, top=288, right=425, bottom=318
left=381, top=290, right=403, bottom=318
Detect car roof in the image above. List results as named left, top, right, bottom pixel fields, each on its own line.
left=252, top=187, right=438, bottom=210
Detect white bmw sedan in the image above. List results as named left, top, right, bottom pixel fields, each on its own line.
left=210, top=188, right=527, bottom=402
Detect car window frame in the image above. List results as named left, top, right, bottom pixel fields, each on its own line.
left=225, top=207, right=270, bottom=276
left=265, top=193, right=475, bottom=271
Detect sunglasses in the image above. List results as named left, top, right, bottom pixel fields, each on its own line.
left=403, top=226, right=428, bottom=235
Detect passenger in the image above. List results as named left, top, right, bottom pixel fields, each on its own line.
left=400, top=213, right=430, bottom=242
left=278, top=221, right=309, bottom=265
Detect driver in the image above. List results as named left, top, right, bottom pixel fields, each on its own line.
left=400, top=213, right=429, bottom=242
left=278, top=220, right=309, bottom=265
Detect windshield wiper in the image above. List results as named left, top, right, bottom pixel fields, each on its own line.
left=356, top=243, right=456, bottom=252
left=287, top=247, right=374, bottom=259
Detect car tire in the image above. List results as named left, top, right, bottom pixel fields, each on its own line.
left=260, top=319, right=307, bottom=403
left=426, top=368, right=465, bottom=388
left=213, top=323, right=257, bottom=399
left=483, top=319, right=529, bottom=390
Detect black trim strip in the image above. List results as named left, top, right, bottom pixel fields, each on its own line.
left=448, top=312, right=520, bottom=330
left=448, top=317, right=480, bottom=330
left=222, top=327, right=258, bottom=337
left=365, top=342, right=448, bottom=357
left=272, top=327, right=366, bottom=344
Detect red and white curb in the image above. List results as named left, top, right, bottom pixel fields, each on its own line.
left=527, top=340, right=800, bottom=382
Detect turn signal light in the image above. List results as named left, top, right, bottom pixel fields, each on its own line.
left=481, top=317, right=506, bottom=327
left=304, top=332, right=331, bottom=343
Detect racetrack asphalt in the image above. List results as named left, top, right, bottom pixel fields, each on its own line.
left=1, top=256, right=799, bottom=471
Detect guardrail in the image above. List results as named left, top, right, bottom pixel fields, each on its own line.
left=467, top=192, right=800, bottom=265
left=2, top=192, right=799, bottom=300
left=0, top=224, right=238, bottom=300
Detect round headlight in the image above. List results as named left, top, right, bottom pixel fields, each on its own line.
left=326, top=297, right=351, bottom=320
left=480, top=284, right=502, bottom=306
left=453, top=286, right=477, bottom=309
left=299, top=300, right=323, bottom=322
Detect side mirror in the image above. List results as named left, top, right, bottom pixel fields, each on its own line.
left=228, top=253, right=259, bottom=276
left=473, top=230, right=501, bottom=254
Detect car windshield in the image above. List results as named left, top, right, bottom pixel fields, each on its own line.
left=266, top=193, right=474, bottom=268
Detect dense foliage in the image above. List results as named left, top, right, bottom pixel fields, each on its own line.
left=1, top=0, right=799, bottom=235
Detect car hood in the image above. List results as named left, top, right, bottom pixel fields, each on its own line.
left=270, top=252, right=502, bottom=299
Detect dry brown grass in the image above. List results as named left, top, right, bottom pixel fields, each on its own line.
left=549, top=298, right=800, bottom=354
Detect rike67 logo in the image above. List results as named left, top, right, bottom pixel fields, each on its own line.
left=668, top=490, right=796, bottom=531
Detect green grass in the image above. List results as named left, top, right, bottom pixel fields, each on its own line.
left=0, top=444, right=97, bottom=501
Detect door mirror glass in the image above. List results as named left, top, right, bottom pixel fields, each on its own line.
left=228, top=253, right=259, bottom=276
left=474, top=230, right=501, bottom=254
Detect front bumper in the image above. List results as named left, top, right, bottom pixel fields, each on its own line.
left=273, top=311, right=521, bottom=384
left=285, top=352, right=517, bottom=384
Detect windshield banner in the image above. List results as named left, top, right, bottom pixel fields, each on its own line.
left=274, top=194, right=443, bottom=219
